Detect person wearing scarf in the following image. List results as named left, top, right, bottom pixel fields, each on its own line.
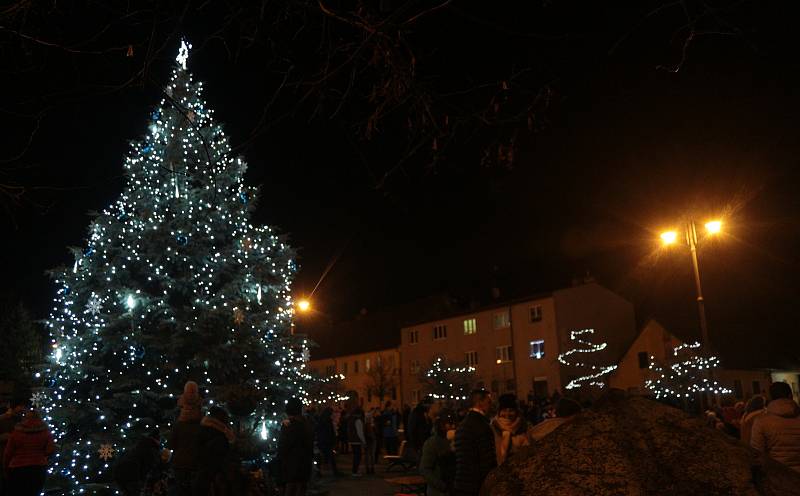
left=490, top=394, right=533, bottom=466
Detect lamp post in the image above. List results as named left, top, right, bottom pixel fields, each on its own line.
left=660, top=219, right=722, bottom=351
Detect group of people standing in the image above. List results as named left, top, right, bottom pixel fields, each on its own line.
left=707, top=381, right=800, bottom=473
left=415, top=389, right=582, bottom=496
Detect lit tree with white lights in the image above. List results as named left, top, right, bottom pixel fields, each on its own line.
left=645, top=342, right=731, bottom=401
left=420, top=357, right=476, bottom=402
left=41, top=40, right=308, bottom=486
left=557, top=328, right=617, bottom=390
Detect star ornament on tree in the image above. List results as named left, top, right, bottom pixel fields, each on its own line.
left=98, top=444, right=115, bottom=461
left=176, top=39, right=191, bottom=70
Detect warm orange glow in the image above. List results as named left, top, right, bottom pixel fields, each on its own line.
left=705, top=220, right=722, bottom=234
left=297, top=299, right=311, bottom=312
left=660, top=231, right=678, bottom=245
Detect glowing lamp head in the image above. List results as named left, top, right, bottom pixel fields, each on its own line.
left=126, top=295, right=136, bottom=310
left=660, top=231, right=678, bottom=245
left=297, top=299, right=311, bottom=312
left=705, top=220, right=722, bottom=234
left=496, top=359, right=502, bottom=364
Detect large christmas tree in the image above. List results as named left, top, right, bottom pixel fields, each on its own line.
left=41, top=40, right=307, bottom=486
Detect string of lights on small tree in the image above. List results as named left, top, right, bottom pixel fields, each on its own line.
left=421, top=357, right=476, bottom=401
left=645, top=342, right=732, bottom=399
left=557, top=328, right=617, bottom=389
left=41, top=39, right=311, bottom=487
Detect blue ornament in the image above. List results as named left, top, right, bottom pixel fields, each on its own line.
left=118, top=212, right=128, bottom=221
left=84, top=246, right=94, bottom=256
left=46, top=377, right=56, bottom=387
left=176, top=235, right=188, bottom=246
left=239, top=191, right=248, bottom=204
left=151, top=111, right=160, bottom=121
left=143, top=145, right=153, bottom=153
left=63, top=286, right=71, bottom=296
left=134, top=345, right=146, bottom=359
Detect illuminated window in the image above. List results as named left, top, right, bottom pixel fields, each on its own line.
left=529, top=339, right=545, bottom=359
left=496, top=345, right=512, bottom=362
left=529, top=305, right=543, bottom=323
left=463, top=318, right=477, bottom=335
left=365, top=358, right=371, bottom=371
left=493, top=310, right=510, bottom=329
left=465, top=351, right=478, bottom=366
left=433, top=325, right=447, bottom=340
left=410, top=330, right=419, bottom=344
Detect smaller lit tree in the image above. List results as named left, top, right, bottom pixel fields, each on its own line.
left=557, top=328, right=617, bottom=389
left=306, top=371, right=349, bottom=406
left=365, top=354, right=398, bottom=403
left=645, top=342, right=731, bottom=400
left=420, top=357, right=475, bottom=401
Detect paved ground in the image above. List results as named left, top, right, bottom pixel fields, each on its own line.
left=314, top=453, right=422, bottom=495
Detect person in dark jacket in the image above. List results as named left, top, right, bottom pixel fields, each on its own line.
left=408, top=400, right=432, bottom=461
left=277, top=397, right=314, bottom=495
left=315, top=407, right=341, bottom=477
left=453, top=389, right=496, bottom=496
left=169, top=410, right=203, bottom=496
left=346, top=407, right=366, bottom=476
left=381, top=402, right=399, bottom=455
left=192, top=406, right=234, bottom=496
left=2, top=409, right=55, bottom=496
left=420, top=411, right=457, bottom=496
left=113, top=428, right=161, bottom=496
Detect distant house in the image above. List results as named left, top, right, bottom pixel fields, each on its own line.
left=609, top=319, right=800, bottom=401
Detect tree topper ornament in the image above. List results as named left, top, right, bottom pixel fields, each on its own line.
left=176, top=39, right=191, bottom=70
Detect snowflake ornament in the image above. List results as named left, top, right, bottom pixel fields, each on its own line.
left=98, top=444, right=115, bottom=461
left=30, top=391, right=47, bottom=409
left=86, top=298, right=102, bottom=316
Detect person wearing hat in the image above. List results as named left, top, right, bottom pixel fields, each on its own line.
left=276, top=397, right=314, bottom=496
left=490, top=393, right=534, bottom=465
left=2, top=409, right=55, bottom=496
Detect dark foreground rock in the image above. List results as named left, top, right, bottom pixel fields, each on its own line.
left=481, top=393, right=800, bottom=495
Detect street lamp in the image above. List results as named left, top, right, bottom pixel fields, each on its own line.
left=660, top=219, right=723, bottom=351
left=297, top=299, right=311, bottom=313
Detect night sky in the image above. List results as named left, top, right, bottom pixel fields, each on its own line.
left=2, top=2, right=799, bottom=366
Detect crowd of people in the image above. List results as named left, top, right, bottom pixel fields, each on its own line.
left=3, top=379, right=800, bottom=496
left=705, top=381, right=800, bottom=472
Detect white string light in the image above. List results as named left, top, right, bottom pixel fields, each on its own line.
left=557, top=328, right=617, bottom=389
left=645, top=342, right=732, bottom=399
left=423, top=357, right=475, bottom=401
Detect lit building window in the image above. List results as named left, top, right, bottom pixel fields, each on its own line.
left=365, top=358, right=371, bottom=371
left=493, top=310, right=510, bottom=329
left=529, top=339, right=545, bottom=359
left=496, top=345, right=512, bottom=362
left=463, top=318, right=477, bottom=335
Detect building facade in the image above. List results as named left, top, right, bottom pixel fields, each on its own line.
left=399, top=282, right=637, bottom=404
left=309, top=348, right=402, bottom=409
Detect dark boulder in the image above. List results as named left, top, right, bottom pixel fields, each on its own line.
left=481, top=392, right=800, bottom=495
